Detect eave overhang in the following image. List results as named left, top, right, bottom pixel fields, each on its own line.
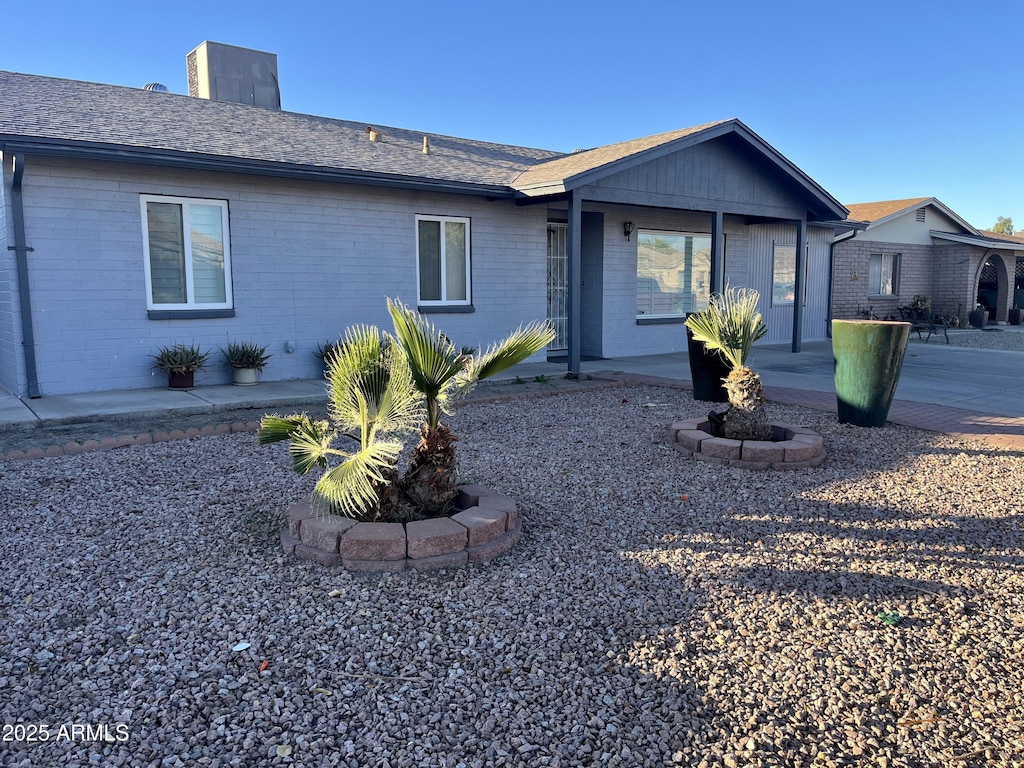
left=0, top=136, right=518, bottom=199
left=929, top=230, right=1024, bottom=250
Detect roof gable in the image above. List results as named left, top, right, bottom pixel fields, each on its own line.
left=511, top=119, right=847, bottom=221
left=845, top=197, right=978, bottom=236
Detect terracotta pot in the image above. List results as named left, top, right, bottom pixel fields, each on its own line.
left=1008, top=308, right=1022, bottom=326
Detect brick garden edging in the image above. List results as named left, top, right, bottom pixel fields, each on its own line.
left=0, top=421, right=262, bottom=461
left=669, top=418, right=826, bottom=470
left=280, top=484, right=522, bottom=572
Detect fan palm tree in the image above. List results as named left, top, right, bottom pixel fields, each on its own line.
left=387, top=298, right=555, bottom=516
left=258, top=325, right=423, bottom=521
left=684, top=287, right=771, bottom=440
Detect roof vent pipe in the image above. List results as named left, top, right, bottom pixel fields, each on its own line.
left=422, top=136, right=430, bottom=154
left=366, top=126, right=381, bottom=142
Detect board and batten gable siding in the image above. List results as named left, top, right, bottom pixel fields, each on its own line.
left=0, top=153, right=17, bottom=395
left=14, top=157, right=549, bottom=396
left=746, top=222, right=832, bottom=344
left=592, top=205, right=751, bottom=358
left=579, top=136, right=813, bottom=220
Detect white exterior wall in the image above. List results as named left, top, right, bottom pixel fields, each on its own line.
left=15, top=157, right=549, bottom=396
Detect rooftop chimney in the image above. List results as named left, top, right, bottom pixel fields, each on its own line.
left=187, top=41, right=280, bottom=109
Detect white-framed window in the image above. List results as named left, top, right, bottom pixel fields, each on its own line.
left=636, top=230, right=712, bottom=318
left=416, top=215, right=471, bottom=305
left=772, top=242, right=811, bottom=306
left=869, top=252, right=900, bottom=296
left=141, top=195, right=232, bottom=310
left=772, top=243, right=796, bottom=305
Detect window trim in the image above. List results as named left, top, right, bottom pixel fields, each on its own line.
left=771, top=241, right=812, bottom=307
left=140, top=194, right=233, bottom=312
left=771, top=242, right=796, bottom=307
left=868, top=252, right=901, bottom=297
left=415, top=214, right=472, bottom=307
left=635, top=228, right=713, bottom=320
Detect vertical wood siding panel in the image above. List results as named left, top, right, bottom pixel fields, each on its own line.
left=747, top=223, right=831, bottom=344
left=664, top=154, right=678, bottom=196
left=626, top=166, right=640, bottom=192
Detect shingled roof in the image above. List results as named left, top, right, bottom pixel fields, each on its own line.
left=844, top=197, right=980, bottom=237
left=844, top=198, right=932, bottom=223
left=0, top=69, right=843, bottom=219
left=977, top=229, right=1024, bottom=245
left=0, top=70, right=564, bottom=194
left=511, top=121, right=729, bottom=192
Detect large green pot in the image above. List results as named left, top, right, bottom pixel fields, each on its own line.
left=686, top=318, right=730, bottom=402
left=832, top=320, right=910, bottom=428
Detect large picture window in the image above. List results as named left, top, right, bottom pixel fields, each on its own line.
left=869, top=252, right=900, bottom=296
left=636, top=230, right=711, bottom=318
left=417, top=215, right=471, bottom=306
left=141, top=195, right=232, bottom=310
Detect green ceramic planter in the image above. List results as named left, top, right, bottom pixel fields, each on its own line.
left=832, top=320, right=910, bottom=428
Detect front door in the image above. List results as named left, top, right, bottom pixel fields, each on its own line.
left=546, top=224, right=568, bottom=351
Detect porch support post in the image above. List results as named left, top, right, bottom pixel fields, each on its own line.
left=566, top=191, right=583, bottom=375
left=711, top=210, right=725, bottom=295
left=792, top=217, right=807, bottom=352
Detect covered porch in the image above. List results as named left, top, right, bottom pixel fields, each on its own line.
left=508, top=119, right=850, bottom=373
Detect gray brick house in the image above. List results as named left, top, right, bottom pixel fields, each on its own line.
left=1, top=43, right=849, bottom=398
left=833, top=197, right=1024, bottom=324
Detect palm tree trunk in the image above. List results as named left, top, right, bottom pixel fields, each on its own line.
left=401, top=424, right=460, bottom=517
left=722, top=366, right=772, bottom=440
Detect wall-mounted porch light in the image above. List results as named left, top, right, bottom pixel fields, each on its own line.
left=623, top=222, right=635, bottom=241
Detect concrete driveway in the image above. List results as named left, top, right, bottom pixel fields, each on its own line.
left=574, top=338, right=1022, bottom=418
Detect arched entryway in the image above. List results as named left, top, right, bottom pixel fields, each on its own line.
left=975, top=252, right=1010, bottom=321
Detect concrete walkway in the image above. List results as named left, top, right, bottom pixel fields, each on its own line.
left=1, top=335, right=1022, bottom=453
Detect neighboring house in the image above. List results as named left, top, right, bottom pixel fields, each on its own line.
left=833, top=197, right=1024, bottom=324
left=1, top=42, right=849, bottom=398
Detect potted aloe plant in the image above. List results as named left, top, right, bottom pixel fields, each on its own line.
left=314, top=340, right=343, bottom=377
left=221, top=340, right=271, bottom=386
left=152, top=343, right=210, bottom=390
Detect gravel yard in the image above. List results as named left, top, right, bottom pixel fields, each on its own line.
left=1, top=384, right=1022, bottom=767
left=909, top=327, right=1024, bottom=351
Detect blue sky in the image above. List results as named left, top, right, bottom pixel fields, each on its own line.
left=5, top=0, right=1022, bottom=229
